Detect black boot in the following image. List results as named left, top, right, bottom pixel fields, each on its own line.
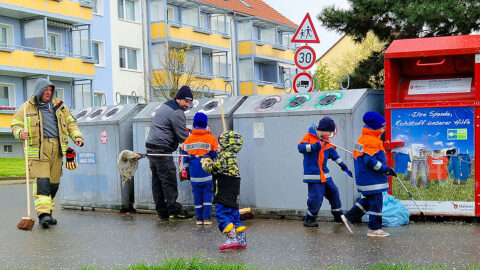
left=50, top=217, right=57, bottom=225
left=39, top=214, right=52, bottom=229
left=303, top=215, right=319, bottom=227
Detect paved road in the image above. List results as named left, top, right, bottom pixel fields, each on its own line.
left=2, top=183, right=480, bottom=269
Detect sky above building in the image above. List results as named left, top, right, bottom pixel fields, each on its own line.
left=263, top=0, right=350, bottom=59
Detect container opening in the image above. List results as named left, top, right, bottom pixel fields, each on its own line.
left=318, top=95, right=337, bottom=106
left=288, top=96, right=307, bottom=107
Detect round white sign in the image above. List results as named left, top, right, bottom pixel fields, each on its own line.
left=293, top=73, right=313, bottom=93
left=294, top=46, right=316, bottom=70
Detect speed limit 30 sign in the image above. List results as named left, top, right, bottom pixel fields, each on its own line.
left=294, top=45, right=316, bottom=70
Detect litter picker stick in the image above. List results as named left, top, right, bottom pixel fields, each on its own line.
left=325, top=141, right=353, bottom=155
left=394, top=176, right=425, bottom=217
left=219, top=97, right=226, bottom=132
left=325, top=140, right=426, bottom=217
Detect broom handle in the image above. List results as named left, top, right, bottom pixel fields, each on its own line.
left=23, top=108, right=31, bottom=217
left=219, top=97, right=226, bottom=132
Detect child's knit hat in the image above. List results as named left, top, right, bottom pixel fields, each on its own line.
left=317, top=117, right=336, bottom=132
left=363, top=111, right=386, bottom=130
left=193, top=112, right=208, bottom=129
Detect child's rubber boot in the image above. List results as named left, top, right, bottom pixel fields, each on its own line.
left=235, top=230, right=247, bottom=249
left=219, top=229, right=239, bottom=250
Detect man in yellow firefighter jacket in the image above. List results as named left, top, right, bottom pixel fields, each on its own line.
left=11, top=78, right=84, bottom=229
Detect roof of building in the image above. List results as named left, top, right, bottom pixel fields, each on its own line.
left=198, top=0, right=297, bottom=28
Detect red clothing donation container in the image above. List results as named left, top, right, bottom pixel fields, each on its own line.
left=384, top=35, right=480, bottom=216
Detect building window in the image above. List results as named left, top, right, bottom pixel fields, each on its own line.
left=0, top=84, right=14, bottom=106
left=118, top=0, right=137, bottom=21
left=48, top=33, right=62, bottom=52
left=92, top=41, right=105, bottom=66
left=4, top=145, right=12, bottom=153
left=0, top=24, right=13, bottom=45
left=54, top=88, right=64, bottom=100
left=166, top=5, right=179, bottom=22
left=119, top=47, right=139, bottom=70
left=92, top=0, right=104, bottom=15
left=94, top=92, right=106, bottom=106
left=200, top=12, right=210, bottom=30
left=120, top=95, right=138, bottom=104
left=202, top=52, right=212, bottom=75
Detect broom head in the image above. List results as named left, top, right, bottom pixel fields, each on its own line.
left=17, top=217, right=36, bottom=230
left=118, top=150, right=142, bottom=185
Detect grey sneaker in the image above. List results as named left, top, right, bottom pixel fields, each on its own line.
left=367, top=229, right=390, bottom=237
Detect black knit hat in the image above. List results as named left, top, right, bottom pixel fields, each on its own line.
left=175, top=86, right=193, bottom=101
left=317, top=117, right=336, bottom=132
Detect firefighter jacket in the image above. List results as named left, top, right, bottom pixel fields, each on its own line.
left=11, top=96, right=84, bottom=160
left=298, top=125, right=347, bottom=183
left=353, top=127, right=389, bottom=195
left=182, top=128, right=218, bottom=182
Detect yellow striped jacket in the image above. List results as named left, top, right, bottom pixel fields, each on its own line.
left=11, top=96, right=83, bottom=160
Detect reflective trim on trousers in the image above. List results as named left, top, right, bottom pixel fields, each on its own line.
left=357, top=183, right=389, bottom=192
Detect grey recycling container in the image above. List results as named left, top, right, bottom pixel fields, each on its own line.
left=59, top=104, right=145, bottom=211
left=233, top=89, right=384, bottom=217
left=132, top=96, right=246, bottom=211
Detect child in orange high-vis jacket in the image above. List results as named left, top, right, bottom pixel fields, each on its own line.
left=345, top=111, right=396, bottom=237
left=182, top=112, right=218, bottom=225
left=298, top=117, right=353, bottom=228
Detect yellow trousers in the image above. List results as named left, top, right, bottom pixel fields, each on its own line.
left=29, top=138, right=63, bottom=216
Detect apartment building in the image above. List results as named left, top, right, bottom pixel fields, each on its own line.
left=147, top=0, right=297, bottom=97
left=89, top=0, right=146, bottom=106
left=0, top=0, right=95, bottom=157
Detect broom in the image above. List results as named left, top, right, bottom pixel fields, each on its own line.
left=117, top=150, right=189, bottom=183
left=17, top=108, right=36, bottom=230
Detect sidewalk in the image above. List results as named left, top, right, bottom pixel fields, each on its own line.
left=2, top=183, right=480, bottom=269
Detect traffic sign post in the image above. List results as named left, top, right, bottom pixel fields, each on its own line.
left=294, top=45, right=316, bottom=70
left=291, top=13, right=320, bottom=44
left=293, top=73, right=313, bottom=93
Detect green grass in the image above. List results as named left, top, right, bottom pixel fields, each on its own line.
left=0, top=158, right=26, bottom=178
left=392, top=172, right=475, bottom=202
left=77, top=258, right=477, bottom=270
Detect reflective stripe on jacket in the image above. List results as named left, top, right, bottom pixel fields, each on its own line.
left=11, top=96, right=84, bottom=160
left=297, top=125, right=344, bottom=183
left=182, top=129, right=218, bottom=182
left=353, top=127, right=389, bottom=194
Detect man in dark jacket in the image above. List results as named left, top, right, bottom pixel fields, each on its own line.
left=146, top=86, right=194, bottom=221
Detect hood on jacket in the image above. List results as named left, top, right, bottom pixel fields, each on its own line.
left=34, top=78, right=55, bottom=104
left=218, top=130, right=242, bottom=153
left=308, top=124, right=319, bottom=137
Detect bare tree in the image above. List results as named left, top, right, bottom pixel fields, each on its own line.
left=144, top=43, right=212, bottom=102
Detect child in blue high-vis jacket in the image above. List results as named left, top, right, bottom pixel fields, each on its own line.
left=202, top=130, right=246, bottom=251
left=345, top=111, right=396, bottom=238
left=181, top=112, right=218, bottom=225
left=297, top=117, right=353, bottom=228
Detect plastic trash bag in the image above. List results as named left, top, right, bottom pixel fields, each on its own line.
left=363, top=192, right=410, bottom=227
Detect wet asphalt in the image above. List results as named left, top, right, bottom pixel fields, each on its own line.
left=2, top=182, right=480, bottom=269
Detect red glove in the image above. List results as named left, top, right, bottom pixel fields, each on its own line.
left=65, top=148, right=78, bottom=170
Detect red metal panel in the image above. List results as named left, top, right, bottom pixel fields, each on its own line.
left=385, top=35, right=480, bottom=59
left=385, top=36, right=480, bottom=216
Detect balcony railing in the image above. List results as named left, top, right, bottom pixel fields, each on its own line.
left=0, top=44, right=94, bottom=62
left=239, top=39, right=296, bottom=51
left=165, top=20, right=230, bottom=37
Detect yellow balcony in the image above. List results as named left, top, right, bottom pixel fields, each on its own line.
left=0, top=0, right=92, bottom=22
left=240, top=81, right=291, bottom=96
left=238, top=41, right=294, bottom=62
left=0, top=112, right=14, bottom=129
left=151, top=22, right=230, bottom=49
left=153, top=70, right=232, bottom=93
left=0, top=50, right=94, bottom=78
